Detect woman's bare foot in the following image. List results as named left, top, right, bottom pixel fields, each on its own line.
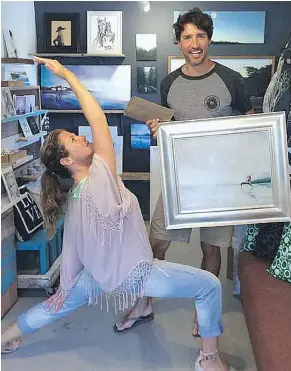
left=114, top=297, right=153, bottom=331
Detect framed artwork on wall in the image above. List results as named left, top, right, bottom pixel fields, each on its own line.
left=1, top=87, right=16, bottom=118
left=173, top=11, right=265, bottom=44
left=136, top=34, right=157, bottom=61
left=131, top=122, right=151, bottom=149
left=1, top=165, right=20, bottom=202
left=158, top=112, right=291, bottom=230
left=137, top=67, right=157, bottom=93
left=43, top=13, right=80, bottom=53
left=40, top=64, right=131, bottom=110
left=168, top=55, right=275, bottom=103
left=87, top=11, right=122, bottom=55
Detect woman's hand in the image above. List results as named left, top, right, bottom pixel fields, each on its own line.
left=33, top=56, right=74, bottom=80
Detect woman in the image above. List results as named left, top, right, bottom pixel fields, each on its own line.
left=1, top=57, right=236, bottom=371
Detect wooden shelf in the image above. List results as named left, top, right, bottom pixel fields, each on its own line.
left=2, top=131, right=47, bottom=151
left=1, top=58, right=34, bottom=64
left=47, top=109, right=124, bottom=114
left=1, top=109, right=47, bottom=124
left=12, top=155, right=34, bottom=169
left=121, top=172, right=150, bottom=181
left=7, top=85, right=40, bottom=91
left=32, top=53, right=125, bottom=58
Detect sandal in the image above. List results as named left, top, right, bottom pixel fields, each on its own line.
left=113, top=313, right=154, bottom=333
left=1, top=339, right=21, bottom=354
left=194, top=349, right=238, bottom=371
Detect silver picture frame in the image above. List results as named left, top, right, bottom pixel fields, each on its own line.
left=157, top=112, right=291, bottom=230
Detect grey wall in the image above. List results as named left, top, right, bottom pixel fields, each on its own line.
left=34, top=1, right=291, bottom=218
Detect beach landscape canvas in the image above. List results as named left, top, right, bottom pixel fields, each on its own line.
left=158, top=112, right=291, bottom=229
left=173, top=11, right=265, bottom=43
left=40, top=65, right=131, bottom=110
left=175, top=131, right=273, bottom=212
left=131, top=122, right=151, bottom=149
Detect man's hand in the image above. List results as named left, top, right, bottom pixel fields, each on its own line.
left=145, top=118, right=161, bottom=139
left=33, top=56, right=74, bottom=80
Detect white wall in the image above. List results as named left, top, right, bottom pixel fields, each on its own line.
left=1, top=1, right=37, bottom=58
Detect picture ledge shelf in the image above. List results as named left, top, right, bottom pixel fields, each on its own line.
left=47, top=109, right=124, bottom=114
left=1, top=58, right=34, bottom=64
left=32, top=53, right=125, bottom=58
left=1, top=110, right=48, bottom=124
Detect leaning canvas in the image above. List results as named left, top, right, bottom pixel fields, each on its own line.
left=157, top=112, right=291, bottom=229
left=40, top=65, right=131, bottom=110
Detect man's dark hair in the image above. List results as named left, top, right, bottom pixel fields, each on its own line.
left=173, top=8, right=214, bottom=42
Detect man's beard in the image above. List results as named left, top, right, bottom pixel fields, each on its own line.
left=183, top=50, right=206, bottom=67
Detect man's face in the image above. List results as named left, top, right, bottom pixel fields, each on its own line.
left=178, top=23, right=211, bottom=67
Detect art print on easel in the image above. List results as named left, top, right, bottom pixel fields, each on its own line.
left=1, top=165, right=20, bottom=202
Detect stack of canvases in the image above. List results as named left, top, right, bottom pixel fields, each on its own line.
left=238, top=221, right=291, bottom=371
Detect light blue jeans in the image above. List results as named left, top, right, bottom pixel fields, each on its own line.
left=17, top=260, right=223, bottom=338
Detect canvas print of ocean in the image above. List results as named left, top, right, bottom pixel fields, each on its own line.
left=174, top=11, right=265, bottom=44
left=174, top=131, right=273, bottom=212
left=40, top=65, right=131, bottom=110
left=131, top=122, right=151, bottom=149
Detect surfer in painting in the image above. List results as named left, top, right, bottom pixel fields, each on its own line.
left=240, top=175, right=253, bottom=187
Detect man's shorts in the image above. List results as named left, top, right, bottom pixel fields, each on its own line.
left=150, top=193, right=233, bottom=248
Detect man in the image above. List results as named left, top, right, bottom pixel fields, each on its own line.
left=115, top=7, right=253, bottom=338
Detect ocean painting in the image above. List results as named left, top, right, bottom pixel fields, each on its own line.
left=174, top=131, right=273, bottom=212
left=174, top=11, right=265, bottom=44
left=40, top=65, right=131, bottom=110
left=131, top=122, right=150, bottom=149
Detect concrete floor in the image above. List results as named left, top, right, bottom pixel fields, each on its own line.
left=2, top=229, right=257, bottom=371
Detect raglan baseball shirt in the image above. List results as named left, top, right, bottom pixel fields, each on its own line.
left=161, top=62, right=253, bottom=119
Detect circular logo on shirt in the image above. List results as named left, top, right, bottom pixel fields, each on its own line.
left=204, top=95, right=220, bottom=111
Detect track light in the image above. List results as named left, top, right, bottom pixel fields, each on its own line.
left=139, top=1, right=150, bottom=12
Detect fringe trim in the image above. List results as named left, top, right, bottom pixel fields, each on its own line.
left=80, top=176, right=132, bottom=246
left=46, top=261, right=153, bottom=314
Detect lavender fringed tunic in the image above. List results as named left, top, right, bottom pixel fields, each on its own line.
left=50, top=154, right=153, bottom=312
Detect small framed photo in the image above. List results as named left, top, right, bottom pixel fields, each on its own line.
left=14, top=95, right=26, bottom=115
left=158, top=112, right=291, bottom=229
left=137, top=67, right=157, bottom=93
left=1, top=165, right=20, bottom=202
left=87, top=11, right=122, bottom=55
left=19, top=117, right=33, bottom=137
left=1, top=87, right=16, bottom=118
left=43, top=13, right=80, bottom=53
left=131, top=122, right=151, bottom=149
left=27, top=116, right=40, bottom=135
left=25, top=95, right=36, bottom=113
left=136, top=34, right=157, bottom=61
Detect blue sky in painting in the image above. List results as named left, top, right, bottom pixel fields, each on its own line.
left=131, top=123, right=150, bottom=136
left=174, top=11, right=265, bottom=43
left=41, top=65, right=131, bottom=101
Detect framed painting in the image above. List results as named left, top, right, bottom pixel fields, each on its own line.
left=136, top=34, right=157, bottom=61
left=157, top=112, right=291, bottom=229
left=168, top=55, right=275, bottom=101
left=43, top=13, right=80, bottom=53
left=40, top=64, right=131, bottom=110
left=173, top=11, right=265, bottom=44
left=131, top=122, right=151, bottom=149
left=137, top=67, right=157, bottom=93
left=1, top=165, right=20, bottom=202
left=87, top=11, right=122, bottom=55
